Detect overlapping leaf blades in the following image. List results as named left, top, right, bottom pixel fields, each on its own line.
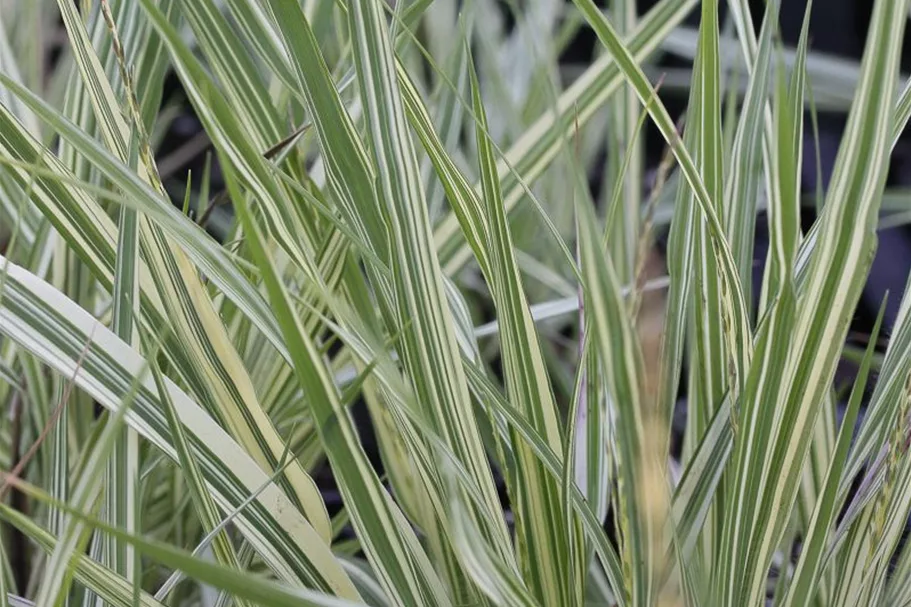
left=2, top=0, right=911, bottom=606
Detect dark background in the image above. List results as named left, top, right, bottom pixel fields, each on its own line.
left=555, top=0, right=911, bottom=334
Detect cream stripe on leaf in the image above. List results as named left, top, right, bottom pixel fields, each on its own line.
left=467, top=50, right=577, bottom=607
left=0, top=257, right=359, bottom=598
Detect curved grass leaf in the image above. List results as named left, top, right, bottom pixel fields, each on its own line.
left=0, top=480, right=359, bottom=607
left=0, top=505, right=164, bottom=607
left=0, top=256, right=358, bottom=598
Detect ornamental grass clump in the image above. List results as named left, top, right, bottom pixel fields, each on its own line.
left=0, top=0, right=910, bottom=605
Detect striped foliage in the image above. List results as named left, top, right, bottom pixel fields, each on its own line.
left=1, top=1, right=911, bottom=606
